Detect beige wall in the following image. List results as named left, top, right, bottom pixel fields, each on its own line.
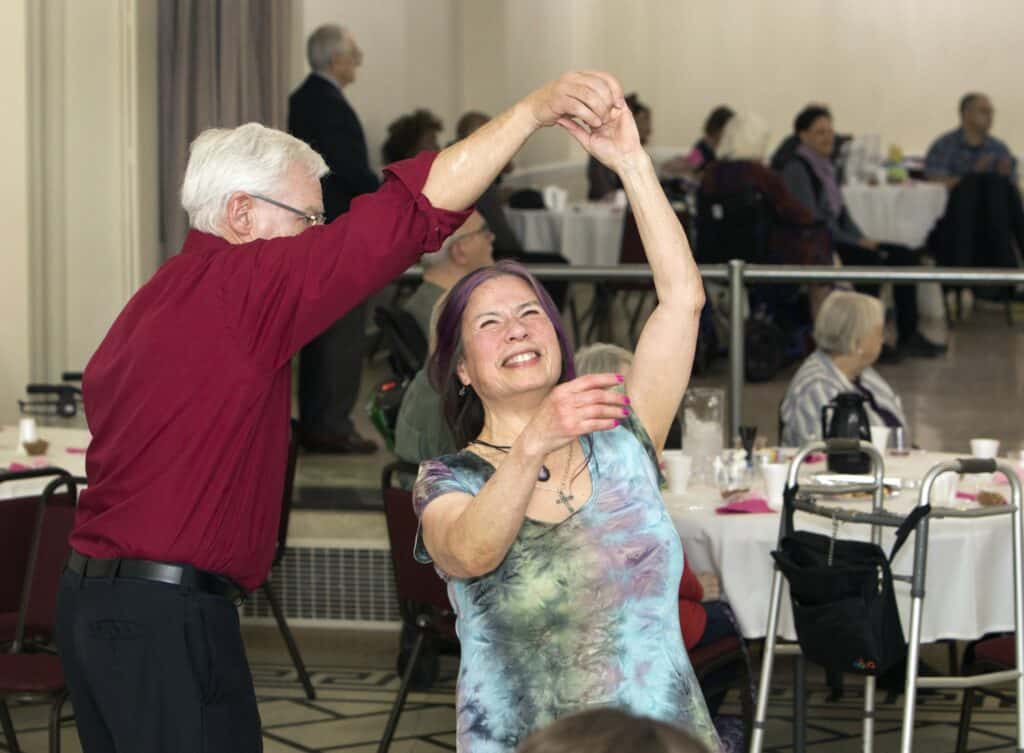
left=0, top=1, right=32, bottom=424
left=0, top=0, right=158, bottom=422
left=459, top=0, right=1024, bottom=166
left=298, top=0, right=462, bottom=171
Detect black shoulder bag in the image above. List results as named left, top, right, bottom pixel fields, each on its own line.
left=770, top=483, right=931, bottom=676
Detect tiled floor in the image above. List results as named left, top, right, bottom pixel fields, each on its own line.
left=5, top=631, right=1020, bottom=752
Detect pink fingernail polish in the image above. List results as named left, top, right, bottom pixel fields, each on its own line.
left=614, top=419, right=620, bottom=427
left=624, top=396, right=631, bottom=405
left=622, top=408, right=629, bottom=416
left=616, top=374, right=624, bottom=383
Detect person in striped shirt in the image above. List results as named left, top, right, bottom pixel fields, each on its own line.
left=780, top=291, right=907, bottom=447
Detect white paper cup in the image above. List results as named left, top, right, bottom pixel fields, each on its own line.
left=929, top=471, right=958, bottom=505
left=761, top=463, right=789, bottom=510
left=662, top=451, right=692, bottom=495
left=869, top=425, right=890, bottom=455
left=970, top=438, right=1000, bottom=459
left=18, top=417, right=38, bottom=444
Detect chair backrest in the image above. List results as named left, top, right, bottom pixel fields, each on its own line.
left=619, top=206, right=692, bottom=266
left=0, top=469, right=80, bottom=650
left=695, top=186, right=771, bottom=264
left=380, top=462, right=452, bottom=621
left=374, top=306, right=428, bottom=381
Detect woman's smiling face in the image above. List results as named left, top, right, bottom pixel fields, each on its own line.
left=456, top=275, right=562, bottom=402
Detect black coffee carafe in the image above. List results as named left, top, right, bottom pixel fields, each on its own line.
left=820, top=391, right=871, bottom=473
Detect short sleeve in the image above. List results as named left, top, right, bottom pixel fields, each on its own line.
left=411, top=457, right=476, bottom=565
left=412, top=458, right=474, bottom=518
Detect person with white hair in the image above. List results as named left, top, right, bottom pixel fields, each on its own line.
left=699, top=112, right=833, bottom=316
left=56, top=70, right=630, bottom=753
left=780, top=290, right=908, bottom=447
left=403, top=210, right=495, bottom=338
left=288, top=24, right=382, bottom=454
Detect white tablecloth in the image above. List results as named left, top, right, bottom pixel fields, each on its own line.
left=1, top=425, right=90, bottom=499
left=842, top=183, right=948, bottom=248
left=506, top=203, right=627, bottom=267
left=669, top=451, right=1016, bottom=643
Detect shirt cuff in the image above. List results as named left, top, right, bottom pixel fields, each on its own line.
left=383, top=151, right=474, bottom=252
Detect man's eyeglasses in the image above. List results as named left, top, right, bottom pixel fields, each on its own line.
left=249, top=193, right=326, bottom=227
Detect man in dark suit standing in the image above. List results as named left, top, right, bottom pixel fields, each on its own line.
left=288, top=24, right=380, bottom=452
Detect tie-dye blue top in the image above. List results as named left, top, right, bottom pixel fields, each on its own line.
left=413, top=419, right=721, bottom=753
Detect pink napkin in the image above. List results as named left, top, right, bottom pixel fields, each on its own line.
left=7, top=459, right=50, bottom=471
left=955, top=491, right=977, bottom=501
left=805, top=452, right=826, bottom=464
left=716, top=495, right=774, bottom=515
left=66, top=447, right=88, bottom=454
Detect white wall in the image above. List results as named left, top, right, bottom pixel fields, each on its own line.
left=298, top=0, right=462, bottom=170
left=459, top=0, right=1024, bottom=166
left=0, top=0, right=159, bottom=422
left=0, top=1, right=32, bottom=424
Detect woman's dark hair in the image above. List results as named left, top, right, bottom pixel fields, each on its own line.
left=456, top=111, right=490, bottom=140
left=793, top=105, right=832, bottom=135
left=428, top=260, right=575, bottom=448
left=625, top=93, right=650, bottom=117
left=381, top=108, right=443, bottom=164
left=516, top=708, right=710, bottom=753
left=703, top=106, right=734, bottom=138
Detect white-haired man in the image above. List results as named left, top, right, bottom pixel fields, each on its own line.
left=289, top=24, right=380, bottom=454
left=56, top=71, right=628, bottom=753
left=403, top=210, right=495, bottom=338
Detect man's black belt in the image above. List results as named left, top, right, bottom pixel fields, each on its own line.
left=66, top=549, right=247, bottom=606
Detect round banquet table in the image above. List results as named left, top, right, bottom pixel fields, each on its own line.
left=505, top=202, right=627, bottom=267
left=0, top=425, right=89, bottom=499
left=841, top=182, right=948, bottom=248
left=668, top=450, right=1017, bottom=643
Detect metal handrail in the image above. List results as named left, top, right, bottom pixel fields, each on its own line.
left=399, top=261, right=1024, bottom=436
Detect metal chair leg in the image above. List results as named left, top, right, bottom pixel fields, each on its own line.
left=955, top=687, right=975, bottom=753
left=262, top=580, right=316, bottom=700
left=750, top=567, right=786, bottom=753
left=49, top=691, right=67, bottom=753
left=377, top=629, right=426, bottom=753
left=0, top=699, right=22, bottom=753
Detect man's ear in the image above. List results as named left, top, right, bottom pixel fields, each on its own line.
left=224, top=192, right=256, bottom=241
left=448, top=238, right=467, bottom=266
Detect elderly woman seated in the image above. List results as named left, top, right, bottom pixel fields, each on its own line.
left=780, top=291, right=908, bottom=447
left=699, top=113, right=832, bottom=316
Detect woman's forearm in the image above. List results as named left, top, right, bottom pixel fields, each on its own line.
left=439, top=436, right=547, bottom=577
left=618, top=154, right=704, bottom=310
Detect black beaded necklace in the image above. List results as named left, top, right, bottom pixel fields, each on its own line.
left=468, top=438, right=551, bottom=481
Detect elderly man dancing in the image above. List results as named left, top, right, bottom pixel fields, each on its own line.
left=56, top=71, right=627, bottom=753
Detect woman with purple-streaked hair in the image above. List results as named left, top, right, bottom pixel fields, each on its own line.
left=412, top=103, right=719, bottom=753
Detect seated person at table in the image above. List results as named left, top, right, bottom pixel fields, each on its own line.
left=516, top=708, right=711, bottom=753
left=780, top=291, right=908, bottom=447
left=575, top=342, right=744, bottom=726
left=395, top=296, right=456, bottom=487
left=414, top=95, right=721, bottom=750
left=663, top=105, right=734, bottom=178
left=381, top=108, right=443, bottom=163
left=588, top=92, right=651, bottom=200
left=924, top=92, right=1024, bottom=314
left=781, top=106, right=944, bottom=358
left=403, top=210, right=495, bottom=338
left=700, top=112, right=832, bottom=316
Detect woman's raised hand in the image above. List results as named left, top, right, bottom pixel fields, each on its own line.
left=556, top=98, right=645, bottom=175
left=518, top=373, right=630, bottom=457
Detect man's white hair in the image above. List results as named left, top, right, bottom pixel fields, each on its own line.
left=307, top=24, right=352, bottom=72
left=813, top=291, right=885, bottom=356
left=419, top=211, right=480, bottom=270
left=180, top=123, right=328, bottom=234
left=717, top=113, right=771, bottom=163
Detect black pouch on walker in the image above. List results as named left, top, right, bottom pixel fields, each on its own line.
left=770, top=485, right=930, bottom=676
